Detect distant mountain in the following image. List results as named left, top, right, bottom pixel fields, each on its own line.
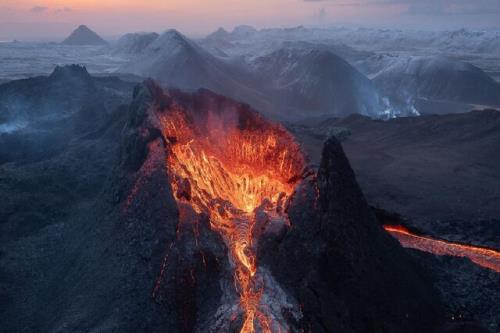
left=0, top=64, right=94, bottom=124
left=120, top=29, right=270, bottom=115
left=229, top=25, right=258, bottom=39
left=373, top=56, right=500, bottom=111
left=206, top=27, right=230, bottom=40
left=355, top=54, right=401, bottom=77
left=202, top=27, right=371, bottom=64
left=121, top=30, right=397, bottom=119
left=250, top=48, right=393, bottom=118
left=205, top=25, right=257, bottom=41
left=201, top=28, right=235, bottom=57
left=122, top=29, right=214, bottom=88
left=0, top=64, right=135, bottom=163
left=201, top=25, right=259, bottom=56
left=123, top=28, right=424, bottom=119
left=112, top=32, right=159, bottom=55
left=0, top=64, right=130, bottom=120
left=202, top=26, right=500, bottom=62
left=62, top=25, right=107, bottom=46
left=278, top=41, right=373, bottom=63
left=436, top=29, right=500, bottom=54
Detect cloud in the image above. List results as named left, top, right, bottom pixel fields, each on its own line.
left=54, top=7, right=73, bottom=14
left=30, top=5, right=48, bottom=13
left=303, top=0, right=500, bottom=16
left=405, top=2, right=447, bottom=16
left=313, top=7, right=327, bottom=21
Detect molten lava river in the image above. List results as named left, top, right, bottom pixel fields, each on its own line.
left=159, top=107, right=306, bottom=332
left=384, top=225, right=500, bottom=273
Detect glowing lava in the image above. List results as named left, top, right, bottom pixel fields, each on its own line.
left=384, top=225, right=500, bottom=273
left=159, top=105, right=305, bottom=332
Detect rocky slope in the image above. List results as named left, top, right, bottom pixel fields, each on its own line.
left=121, top=30, right=269, bottom=117
left=250, top=48, right=392, bottom=118
left=0, top=65, right=135, bottom=164
left=260, top=136, right=443, bottom=332
left=0, top=78, right=452, bottom=332
left=373, top=56, right=500, bottom=113
left=290, top=110, right=500, bottom=249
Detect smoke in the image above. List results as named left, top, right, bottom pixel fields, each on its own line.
left=30, top=6, right=48, bottom=14
left=0, top=119, right=28, bottom=134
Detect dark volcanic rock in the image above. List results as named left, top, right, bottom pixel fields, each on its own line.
left=411, top=250, right=500, bottom=332
left=260, top=137, right=444, bottom=332
left=0, top=88, right=135, bottom=332
left=0, top=65, right=135, bottom=164
left=0, top=79, right=467, bottom=333
left=62, top=25, right=107, bottom=46
left=0, top=79, right=229, bottom=332
left=111, top=84, right=232, bottom=331
left=0, top=64, right=133, bottom=122
left=0, top=102, right=10, bottom=124
left=291, top=110, right=500, bottom=248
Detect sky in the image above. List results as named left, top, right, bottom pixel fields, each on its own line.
left=1, top=0, right=500, bottom=40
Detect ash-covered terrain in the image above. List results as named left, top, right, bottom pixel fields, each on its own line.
left=0, top=65, right=498, bottom=332
left=290, top=111, right=500, bottom=249
left=1, top=22, right=499, bottom=333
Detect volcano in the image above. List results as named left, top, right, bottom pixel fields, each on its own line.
left=159, top=90, right=306, bottom=331
left=250, top=48, right=388, bottom=118
left=62, top=25, right=107, bottom=46
left=114, top=81, right=444, bottom=332
left=1, top=73, right=455, bottom=331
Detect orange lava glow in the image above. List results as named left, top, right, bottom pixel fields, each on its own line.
left=159, top=106, right=305, bottom=332
left=384, top=225, right=500, bottom=273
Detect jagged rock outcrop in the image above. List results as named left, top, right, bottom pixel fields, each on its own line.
left=291, top=110, right=500, bottom=249
left=259, top=136, right=444, bottom=332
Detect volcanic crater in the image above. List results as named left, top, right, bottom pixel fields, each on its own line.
left=119, top=80, right=444, bottom=332
left=160, top=87, right=307, bottom=332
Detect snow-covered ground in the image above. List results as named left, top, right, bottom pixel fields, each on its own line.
left=1, top=27, right=499, bottom=119
left=2, top=27, right=500, bottom=82
left=198, top=26, right=500, bottom=82
left=0, top=41, right=127, bottom=81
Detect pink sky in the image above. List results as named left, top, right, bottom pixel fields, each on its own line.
left=1, top=0, right=499, bottom=40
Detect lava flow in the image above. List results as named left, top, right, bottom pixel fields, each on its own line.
left=384, top=225, right=500, bottom=273
left=159, top=104, right=305, bottom=332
